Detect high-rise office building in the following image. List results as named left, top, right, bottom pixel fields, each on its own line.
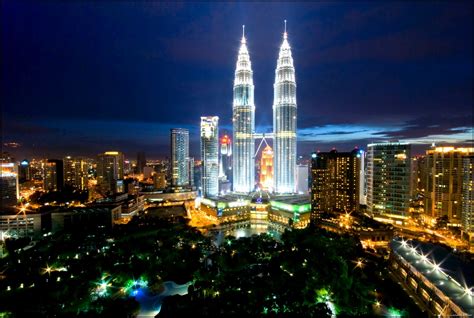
left=424, top=147, right=473, bottom=226
left=44, top=159, right=64, bottom=192
left=170, top=128, right=189, bottom=187
left=201, top=116, right=219, bottom=197
left=64, top=156, right=88, bottom=190
left=311, top=149, right=361, bottom=222
left=259, top=145, right=274, bottom=191
left=1, top=162, right=19, bottom=208
left=232, top=26, right=255, bottom=193
left=273, top=23, right=297, bottom=194
left=137, top=152, right=146, bottom=175
left=358, top=150, right=367, bottom=205
left=96, top=151, right=124, bottom=195
left=461, top=155, right=474, bottom=247
left=18, top=159, right=31, bottom=183
left=296, top=164, right=309, bottom=194
left=367, top=142, right=411, bottom=222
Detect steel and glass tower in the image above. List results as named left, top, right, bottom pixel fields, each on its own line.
left=232, top=26, right=255, bottom=193
left=201, top=116, right=219, bottom=197
left=170, top=128, right=189, bottom=187
left=273, top=22, right=297, bottom=193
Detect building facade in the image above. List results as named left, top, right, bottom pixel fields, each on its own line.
left=1, top=162, right=19, bottom=208
left=64, top=156, right=88, bottom=190
left=201, top=116, right=219, bottom=197
left=461, top=155, right=474, bottom=248
left=311, top=149, right=361, bottom=222
left=137, top=152, right=146, bottom=175
left=170, top=128, right=190, bottom=187
left=44, top=159, right=64, bottom=192
left=96, top=151, right=124, bottom=195
left=232, top=28, right=255, bottom=193
left=367, top=142, right=411, bottom=223
left=296, top=164, right=309, bottom=194
left=424, top=147, right=473, bottom=226
left=18, top=159, right=30, bottom=184
left=273, top=28, right=297, bottom=194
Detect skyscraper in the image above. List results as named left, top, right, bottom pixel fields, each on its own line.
left=424, top=147, right=473, bottom=226
left=96, top=151, right=124, bottom=195
left=137, top=152, right=146, bottom=175
left=259, top=145, right=274, bottom=191
left=1, top=162, right=19, bottom=208
left=367, top=142, right=411, bottom=222
left=64, top=156, right=88, bottom=190
left=201, top=116, right=219, bottom=197
left=19, top=159, right=30, bottom=184
left=296, top=164, right=309, bottom=194
left=232, top=26, right=255, bottom=193
left=170, top=128, right=189, bottom=187
left=273, top=22, right=297, bottom=194
left=44, top=159, right=64, bottom=192
left=310, top=149, right=361, bottom=222
left=461, top=155, right=474, bottom=249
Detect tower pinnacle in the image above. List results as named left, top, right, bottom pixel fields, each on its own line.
left=284, top=20, right=287, bottom=39
left=241, top=25, right=246, bottom=44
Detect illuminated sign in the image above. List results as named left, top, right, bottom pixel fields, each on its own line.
left=270, top=201, right=311, bottom=213
left=201, top=198, right=216, bottom=207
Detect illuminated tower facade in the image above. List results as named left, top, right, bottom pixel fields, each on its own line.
left=310, top=149, right=362, bottom=223
left=259, top=146, right=274, bottom=191
left=64, top=156, right=88, bottom=190
left=201, top=116, right=219, bottom=197
left=367, top=142, right=411, bottom=220
left=462, top=155, right=474, bottom=248
left=424, top=147, right=473, bottom=225
left=273, top=22, right=297, bottom=193
left=232, top=26, right=255, bottom=193
left=97, top=151, right=124, bottom=195
left=170, top=128, right=189, bottom=187
left=0, top=162, right=19, bottom=208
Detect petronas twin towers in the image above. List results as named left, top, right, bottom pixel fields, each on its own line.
left=232, top=23, right=297, bottom=194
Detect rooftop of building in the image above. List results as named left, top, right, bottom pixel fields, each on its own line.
left=53, top=205, right=121, bottom=214
left=391, top=238, right=474, bottom=315
left=202, top=192, right=310, bottom=213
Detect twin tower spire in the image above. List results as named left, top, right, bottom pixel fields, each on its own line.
left=232, top=22, right=297, bottom=194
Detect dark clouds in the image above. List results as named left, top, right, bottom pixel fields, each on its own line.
left=2, top=1, right=472, bottom=158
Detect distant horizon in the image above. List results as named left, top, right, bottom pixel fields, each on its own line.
left=3, top=139, right=473, bottom=161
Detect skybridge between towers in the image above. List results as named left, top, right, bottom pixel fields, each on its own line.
left=253, top=133, right=274, bottom=159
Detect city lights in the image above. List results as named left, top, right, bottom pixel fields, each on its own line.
left=1, top=2, right=472, bottom=318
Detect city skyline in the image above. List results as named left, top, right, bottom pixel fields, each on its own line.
left=3, top=2, right=473, bottom=159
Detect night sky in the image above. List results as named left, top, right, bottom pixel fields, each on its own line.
left=2, top=2, right=473, bottom=159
